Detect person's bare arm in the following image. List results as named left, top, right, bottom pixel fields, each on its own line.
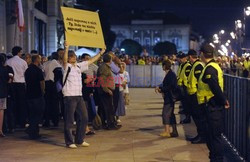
left=63, top=41, right=69, bottom=69
left=88, top=48, right=106, bottom=65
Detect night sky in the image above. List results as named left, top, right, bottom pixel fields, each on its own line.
left=105, top=0, right=249, bottom=39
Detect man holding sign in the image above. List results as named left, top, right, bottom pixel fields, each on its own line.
left=62, top=42, right=105, bottom=148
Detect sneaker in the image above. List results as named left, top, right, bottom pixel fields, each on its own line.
left=160, top=132, right=171, bottom=138
left=80, top=141, right=90, bottom=147
left=68, top=144, right=77, bottom=149
left=117, top=119, right=121, bottom=123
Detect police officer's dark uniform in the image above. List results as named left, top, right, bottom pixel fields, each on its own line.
left=186, top=50, right=205, bottom=144
left=177, top=53, right=192, bottom=124
left=197, top=44, right=228, bottom=162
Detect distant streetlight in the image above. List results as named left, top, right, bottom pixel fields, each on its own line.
left=230, top=32, right=236, bottom=39
left=227, top=40, right=231, bottom=43
left=245, top=7, right=250, bottom=16
left=235, top=20, right=243, bottom=29
left=209, top=43, right=215, bottom=48
left=220, top=30, right=225, bottom=34
left=225, top=43, right=229, bottom=46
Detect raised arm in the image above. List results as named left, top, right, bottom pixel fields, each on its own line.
left=88, top=48, right=106, bottom=65
left=63, top=41, right=69, bottom=69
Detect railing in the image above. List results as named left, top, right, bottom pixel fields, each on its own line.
left=126, top=65, right=178, bottom=87
left=126, top=65, right=250, bottom=160
left=223, top=74, right=250, bottom=161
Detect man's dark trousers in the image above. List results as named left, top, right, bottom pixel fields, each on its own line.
left=27, top=97, right=45, bottom=137
left=11, top=83, right=27, bottom=128
left=203, top=104, right=224, bottom=162
left=64, top=96, right=88, bottom=146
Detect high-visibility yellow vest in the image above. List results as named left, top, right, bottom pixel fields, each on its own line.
left=138, top=59, right=145, bottom=65
left=197, top=61, right=224, bottom=105
left=187, top=60, right=204, bottom=95
left=177, top=64, right=182, bottom=79
left=243, top=60, right=250, bottom=71
left=178, top=62, right=191, bottom=87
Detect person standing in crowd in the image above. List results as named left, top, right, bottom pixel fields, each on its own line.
left=186, top=50, right=205, bottom=144
left=115, top=63, right=126, bottom=123
left=81, top=53, right=98, bottom=135
left=6, top=46, right=28, bottom=128
left=0, top=54, right=13, bottom=137
left=155, top=59, right=178, bottom=138
left=62, top=42, right=105, bottom=149
left=243, top=56, right=250, bottom=78
left=24, top=55, right=45, bottom=139
left=177, top=53, right=192, bottom=124
left=121, top=62, right=130, bottom=107
left=197, top=44, right=230, bottom=162
left=24, top=54, right=32, bottom=66
left=43, top=52, right=62, bottom=127
left=97, top=54, right=121, bottom=130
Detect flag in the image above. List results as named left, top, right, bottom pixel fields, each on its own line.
left=17, top=0, right=24, bottom=32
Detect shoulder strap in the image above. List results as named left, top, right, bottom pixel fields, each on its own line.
left=63, top=67, right=71, bottom=87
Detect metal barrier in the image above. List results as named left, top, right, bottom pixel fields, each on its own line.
left=126, top=65, right=178, bottom=87
left=224, top=74, right=250, bottom=161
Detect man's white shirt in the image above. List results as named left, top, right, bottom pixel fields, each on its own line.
left=62, top=61, right=88, bottom=97
left=6, top=56, right=28, bottom=83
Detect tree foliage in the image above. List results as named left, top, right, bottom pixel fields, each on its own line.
left=120, top=39, right=142, bottom=55
left=153, top=41, right=177, bottom=55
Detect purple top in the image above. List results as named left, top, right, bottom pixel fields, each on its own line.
left=110, top=61, right=120, bottom=75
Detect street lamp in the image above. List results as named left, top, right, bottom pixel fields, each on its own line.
left=220, top=30, right=225, bottom=34
left=244, top=7, right=250, bottom=16
left=230, top=32, right=236, bottom=39
left=235, top=20, right=243, bottom=29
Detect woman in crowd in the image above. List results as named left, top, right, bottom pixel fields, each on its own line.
left=155, top=59, right=178, bottom=138
left=0, top=54, right=13, bottom=137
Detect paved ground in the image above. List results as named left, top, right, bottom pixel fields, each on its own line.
left=0, top=88, right=210, bottom=162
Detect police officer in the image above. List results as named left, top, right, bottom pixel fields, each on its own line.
left=177, top=53, right=192, bottom=124
left=186, top=49, right=205, bottom=144
left=197, top=44, right=230, bottom=162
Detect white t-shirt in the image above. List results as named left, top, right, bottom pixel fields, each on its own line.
left=44, top=60, right=62, bottom=81
left=6, top=56, right=28, bottom=83
left=62, top=61, right=88, bottom=97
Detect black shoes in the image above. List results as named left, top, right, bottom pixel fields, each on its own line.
left=106, top=124, right=122, bottom=130
left=180, top=117, right=191, bottom=124
left=191, top=137, right=206, bottom=144
left=170, top=132, right=179, bottom=137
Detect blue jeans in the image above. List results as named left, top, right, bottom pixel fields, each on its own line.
left=63, top=96, right=88, bottom=146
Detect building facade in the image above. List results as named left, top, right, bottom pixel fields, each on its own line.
left=0, top=0, right=65, bottom=55
left=111, top=20, right=191, bottom=54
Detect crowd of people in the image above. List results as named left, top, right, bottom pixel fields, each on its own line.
left=0, top=44, right=130, bottom=148
left=155, top=44, right=231, bottom=162
left=116, top=50, right=250, bottom=78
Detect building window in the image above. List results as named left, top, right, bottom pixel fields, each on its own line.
left=144, top=37, right=151, bottom=46
left=35, top=0, right=47, bottom=14
left=134, top=37, right=141, bottom=43
left=35, top=18, right=47, bottom=55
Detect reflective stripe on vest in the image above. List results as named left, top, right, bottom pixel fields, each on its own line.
left=197, top=62, right=224, bottom=105
left=187, top=61, right=204, bottom=95
left=178, top=62, right=191, bottom=87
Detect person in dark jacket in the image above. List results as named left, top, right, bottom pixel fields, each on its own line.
left=155, top=59, right=178, bottom=138
left=0, top=54, right=12, bottom=137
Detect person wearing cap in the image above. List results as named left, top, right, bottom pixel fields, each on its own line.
left=197, top=44, right=230, bottom=162
left=186, top=49, right=206, bottom=144
left=155, top=59, right=178, bottom=138
left=177, top=53, right=192, bottom=124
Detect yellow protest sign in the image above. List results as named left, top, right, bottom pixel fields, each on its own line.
left=61, top=7, right=105, bottom=48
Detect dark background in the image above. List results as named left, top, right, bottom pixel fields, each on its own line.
left=104, top=0, right=249, bottom=38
